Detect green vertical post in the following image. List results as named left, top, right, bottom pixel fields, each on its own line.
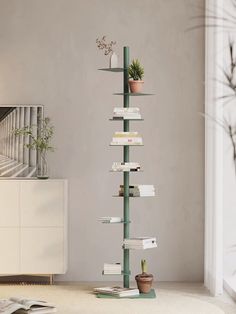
left=123, top=46, right=130, bottom=288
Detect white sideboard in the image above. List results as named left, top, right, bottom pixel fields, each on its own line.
left=0, top=179, right=68, bottom=275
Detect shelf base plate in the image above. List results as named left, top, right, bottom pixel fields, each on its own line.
left=96, top=288, right=156, bottom=299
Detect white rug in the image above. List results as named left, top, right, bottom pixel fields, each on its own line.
left=0, top=283, right=235, bottom=314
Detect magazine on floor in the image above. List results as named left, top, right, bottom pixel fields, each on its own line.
left=0, top=297, right=57, bottom=314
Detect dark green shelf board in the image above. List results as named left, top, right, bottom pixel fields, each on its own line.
left=98, top=68, right=126, bottom=72
left=109, top=118, right=144, bottom=121
left=96, top=289, right=156, bottom=299
left=113, top=93, right=154, bottom=96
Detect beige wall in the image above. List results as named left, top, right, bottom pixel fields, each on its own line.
left=0, top=0, right=204, bottom=281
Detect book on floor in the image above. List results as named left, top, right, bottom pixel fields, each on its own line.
left=93, top=286, right=139, bottom=297
left=0, top=297, right=57, bottom=314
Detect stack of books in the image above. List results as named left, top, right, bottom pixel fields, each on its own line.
left=103, top=263, right=122, bottom=275
left=119, top=184, right=155, bottom=197
left=98, top=217, right=122, bottom=223
left=112, top=107, right=141, bottom=120
left=94, top=286, right=139, bottom=298
left=111, top=162, right=141, bottom=172
left=123, top=237, right=157, bottom=249
left=111, top=132, right=143, bottom=146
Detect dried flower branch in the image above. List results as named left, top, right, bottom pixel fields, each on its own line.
left=96, top=36, right=116, bottom=55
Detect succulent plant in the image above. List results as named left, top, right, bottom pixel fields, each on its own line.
left=141, top=259, right=147, bottom=274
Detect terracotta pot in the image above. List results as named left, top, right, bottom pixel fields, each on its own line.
left=135, top=273, right=153, bottom=294
left=128, top=80, right=144, bottom=93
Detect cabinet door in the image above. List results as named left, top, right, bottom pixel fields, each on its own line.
left=20, top=181, right=65, bottom=227
left=0, top=181, right=19, bottom=227
left=20, top=228, right=64, bottom=274
left=0, top=228, right=20, bottom=273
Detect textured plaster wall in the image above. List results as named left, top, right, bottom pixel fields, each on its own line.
left=0, top=0, right=204, bottom=281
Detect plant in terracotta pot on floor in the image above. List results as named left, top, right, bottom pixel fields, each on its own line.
left=128, top=59, right=144, bottom=93
left=13, top=117, right=54, bottom=179
left=135, top=259, right=153, bottom=293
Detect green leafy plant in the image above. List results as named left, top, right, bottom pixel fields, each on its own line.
left=13, top=117, right=54, bottom=155
left=128, top=59, right=144, bottom=81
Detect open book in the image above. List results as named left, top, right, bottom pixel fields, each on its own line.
left=0, top=297, right=57, bottom=314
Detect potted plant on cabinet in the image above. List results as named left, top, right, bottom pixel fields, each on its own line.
left=13, top=117, right=54, bottom=179
left=135, top=259, right=153, bottom=293
left=128, top=59, right=144, bottom=93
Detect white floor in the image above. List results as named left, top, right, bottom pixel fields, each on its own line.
left=0, top=282, right=235, bottom=314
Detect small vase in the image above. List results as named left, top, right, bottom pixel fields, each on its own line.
left=109, top=52, right=118, bottom=68
left=37, top=151, right=49, bottom=179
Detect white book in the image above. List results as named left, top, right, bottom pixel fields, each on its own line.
left=114, top=107, right=140, bottom=113
left=124, top=244, right=157, bottom=250
left=112, top=137, right=143, bottom=144
left=124, top=237, right=157, bottom=245
left=112, top=162, right=140, bottom=168
left=114, top=131, right=139, bottom=137
left=99, top=217, right=122, bottom=223
left=110, top=142, right=142, bottom=146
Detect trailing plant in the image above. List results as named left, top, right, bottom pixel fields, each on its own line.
left=128, top=59, right=144, bottom=80
left=96, top=35, right=116, bottom=55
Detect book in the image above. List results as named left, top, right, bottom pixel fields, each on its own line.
left=111, top=162, right=141, bottom=172
left=113, top=107, right=140, bottom=114
left=112, top=116, right=142, bottom=120
left=94, top=286, right=139, bottom=297
left=113, top=132, right=139, bottom=137
left=111, top=137, right=143, bottom=144
left=119, top=191, right=155, bottom=197
left=120, top=185, right=155, bottom=189
left=123, top=237, right=157, bottom=249
left=124, top=237, right=157, bottom=245
left=0, top=297, right=57, bottom=314
left=119, top=184, right=155, bottom=196
left=98, top=217, right=122, bottom=223
left=111, top=133, right=143, bottom=145
left=103, top=263, right=122, bottom=274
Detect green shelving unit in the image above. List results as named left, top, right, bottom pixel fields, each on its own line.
left=99, top=46, right=156, bottom=297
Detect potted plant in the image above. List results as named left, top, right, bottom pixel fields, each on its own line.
left=135, top=259, right=153, bottom=294
left=96, top=35, right=118, bottom=68
left=13, top=117, right=54, bottom=179
left=128, top=59, right=144, bottom=93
